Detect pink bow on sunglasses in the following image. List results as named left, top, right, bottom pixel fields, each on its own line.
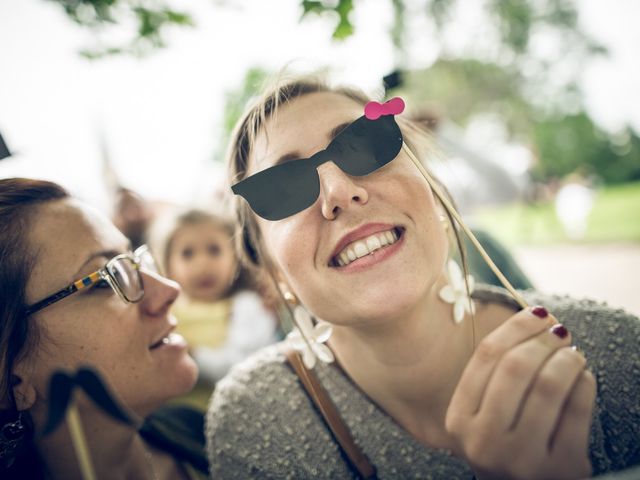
left=364, top=97, right=405, bottom=120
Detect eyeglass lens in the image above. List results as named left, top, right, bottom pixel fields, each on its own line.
left=107, top=258, right=143, bottom=302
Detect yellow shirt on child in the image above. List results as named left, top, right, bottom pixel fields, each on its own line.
left=173, top=297, right=233, bottom=350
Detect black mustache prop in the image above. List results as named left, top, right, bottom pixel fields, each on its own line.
left=42, top=367, right=140, bottom=435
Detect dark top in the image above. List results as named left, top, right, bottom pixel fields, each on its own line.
left=141, top=404, right=210, bottom=479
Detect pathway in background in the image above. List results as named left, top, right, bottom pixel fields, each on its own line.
left=513, top=243, right=640, bottom=316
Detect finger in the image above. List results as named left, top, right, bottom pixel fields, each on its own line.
left=516, top=346, right=587, bottom=450
left=550, top=369, right=596, bottom=459
left=448, top=307, right=556, bottom=418
left=477, top=325, right=572, bottom=430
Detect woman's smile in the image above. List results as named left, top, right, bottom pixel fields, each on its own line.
left=250, top=91, right=449, bottom=324
left=329, top=224, right=406, bottom=272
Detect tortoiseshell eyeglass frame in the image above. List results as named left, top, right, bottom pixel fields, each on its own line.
left=24, top=245, right=158, bottom=316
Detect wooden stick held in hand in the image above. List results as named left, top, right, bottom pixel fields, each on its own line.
left=402, top=143, right=529, bottom=310
left=66, top=402, right=97, bottom=480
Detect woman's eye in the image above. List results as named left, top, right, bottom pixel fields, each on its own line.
left=90, top=279, right=111, bottom=291
left=181, top=247, right=193, bottom=260
left=208, top=244, right=221, bottom=256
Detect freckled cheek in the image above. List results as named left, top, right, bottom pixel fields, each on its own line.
left=73, top=305, right=140, bottom=352
left=263, top=219, right=313, bottom=275
left=276, top=238, right=308, bottom=284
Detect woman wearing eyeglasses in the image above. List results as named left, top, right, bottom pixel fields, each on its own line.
left=0, top=178, right=207, bottom=479
left=206, top=77, right=640, bottom=479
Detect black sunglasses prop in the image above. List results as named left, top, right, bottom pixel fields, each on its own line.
left=231, top=98, right=405, bottom=221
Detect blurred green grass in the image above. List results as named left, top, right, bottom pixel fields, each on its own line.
left=473, top=181, right=640, bottom=246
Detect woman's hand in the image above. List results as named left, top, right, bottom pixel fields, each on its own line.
left=445, top=307, right=596, bottom=480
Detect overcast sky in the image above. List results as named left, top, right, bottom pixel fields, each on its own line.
left=1, top=0, right=638, bottom=210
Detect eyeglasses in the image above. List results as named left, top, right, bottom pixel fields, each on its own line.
left=231, top=114, right=404, bottom=221
left=25, top=245, right=158, bottom=316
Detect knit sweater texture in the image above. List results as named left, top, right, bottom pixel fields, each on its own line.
left=206, top=285, right=640, bottom=479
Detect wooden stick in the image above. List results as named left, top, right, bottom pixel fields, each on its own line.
left=66, top=402, right=97, bottom=480
left=402, top=143, right=529, bottom=309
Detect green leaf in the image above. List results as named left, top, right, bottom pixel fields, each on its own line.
left=301, top=0, right=326, bottom=15
left=332, top=16, right=354, bottom=40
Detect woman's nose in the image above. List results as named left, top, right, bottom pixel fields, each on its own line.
left=317, top=161, right=369, bottom=220
left=139, top=270, right=180, bottom=317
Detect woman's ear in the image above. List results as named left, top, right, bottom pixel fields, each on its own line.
left=11, top=365, right=37, bottom=411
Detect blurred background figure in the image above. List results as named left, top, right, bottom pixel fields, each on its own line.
left=152, top=209, right=279, bottom=409
left=554, top=174, right=596, bottom=240
left=111, top=187, right=155, bottom=249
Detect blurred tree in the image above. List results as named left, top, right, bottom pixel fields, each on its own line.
left=215, top=67, right=271, bottom=162
left=531, top=114, right=640, bottom=184
left=301, top=0, right=354, bottom=39
left=45, top=0, right=639, bottom=184
left=302, top=1, right=640, bottom=184
left=393, top=59, right=531, bottom=134
left=46, top=0, right=193, bottom=58
left=392, top=59, right=640, bottom=184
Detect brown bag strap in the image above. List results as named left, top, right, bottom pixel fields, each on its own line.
left=284, top=347, right=377, bottom=479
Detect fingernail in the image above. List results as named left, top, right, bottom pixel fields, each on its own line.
left=550, top=324, right=569, bottom=339
left=531, top=306, right=548, bottom=318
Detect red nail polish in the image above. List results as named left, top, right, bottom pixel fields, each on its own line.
left=531, top=306, right=548, bottom=318
left=550, top=324, right=569, bottom=339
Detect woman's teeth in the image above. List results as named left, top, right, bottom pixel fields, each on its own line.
left=150, top=332, right=178, bottom=349
left=335, top=228, right=400, bottom=267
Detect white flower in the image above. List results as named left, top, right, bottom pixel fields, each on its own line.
left=438, top=259, right=476, bottom=324
left=286, top=305, right=334, bottom=369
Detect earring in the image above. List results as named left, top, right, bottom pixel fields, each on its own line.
left=0, top=411, right=27, bottom=469
left=438, top=259, right=476, bottom=324
left=282, top=289, right=334, bottom=369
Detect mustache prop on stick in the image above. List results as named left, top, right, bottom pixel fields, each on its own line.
left=42, top=367, right=141, bottom=480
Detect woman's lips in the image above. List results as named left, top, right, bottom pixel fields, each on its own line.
left=330, top=223, right=399, bottom=261
left=332, top=227, right=402, bottom=267
left=332, top=227, right=405, bottom=273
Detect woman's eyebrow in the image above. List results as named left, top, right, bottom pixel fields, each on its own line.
left=273, top=152, right=301, bottom=167
left=72, top=244, right=131, bottom=278
left=330, top=122, right=351, bottom=140
left=273, top=121, right=353, bottom=167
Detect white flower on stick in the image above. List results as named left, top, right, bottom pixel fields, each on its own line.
left=286, top=305, right=334, bottom=369
left=438, top=259, right=476, bottom=324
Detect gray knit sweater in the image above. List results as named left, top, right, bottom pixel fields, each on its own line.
left=206, top=286, right=640, bottom=479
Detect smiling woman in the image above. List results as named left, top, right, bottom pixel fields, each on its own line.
left=205, top=76, right=640, bottom=479
left=0, top=178, right=208, bottom=479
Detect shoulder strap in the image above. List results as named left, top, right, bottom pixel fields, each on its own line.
left=283, top=347, right=377, bottom=479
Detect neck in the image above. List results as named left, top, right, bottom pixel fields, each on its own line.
left=31, top=400, right=164, bottom=480
left=328, top=280, right=475, bottom=450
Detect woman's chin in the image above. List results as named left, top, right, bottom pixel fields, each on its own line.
left=155, top=355, right=200, bottom=407
left=177, top=354, right=200, bottom=393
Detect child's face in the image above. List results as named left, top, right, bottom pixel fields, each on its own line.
left=168, top=222, right=237, bottom=302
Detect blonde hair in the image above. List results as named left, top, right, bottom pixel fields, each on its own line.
left=226, top=74, right=463, bottom=273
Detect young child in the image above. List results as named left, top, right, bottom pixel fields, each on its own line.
left=154, top=209, right=279, bottom=404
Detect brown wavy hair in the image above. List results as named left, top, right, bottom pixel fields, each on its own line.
left=0, top=177, right=69, bottom=477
